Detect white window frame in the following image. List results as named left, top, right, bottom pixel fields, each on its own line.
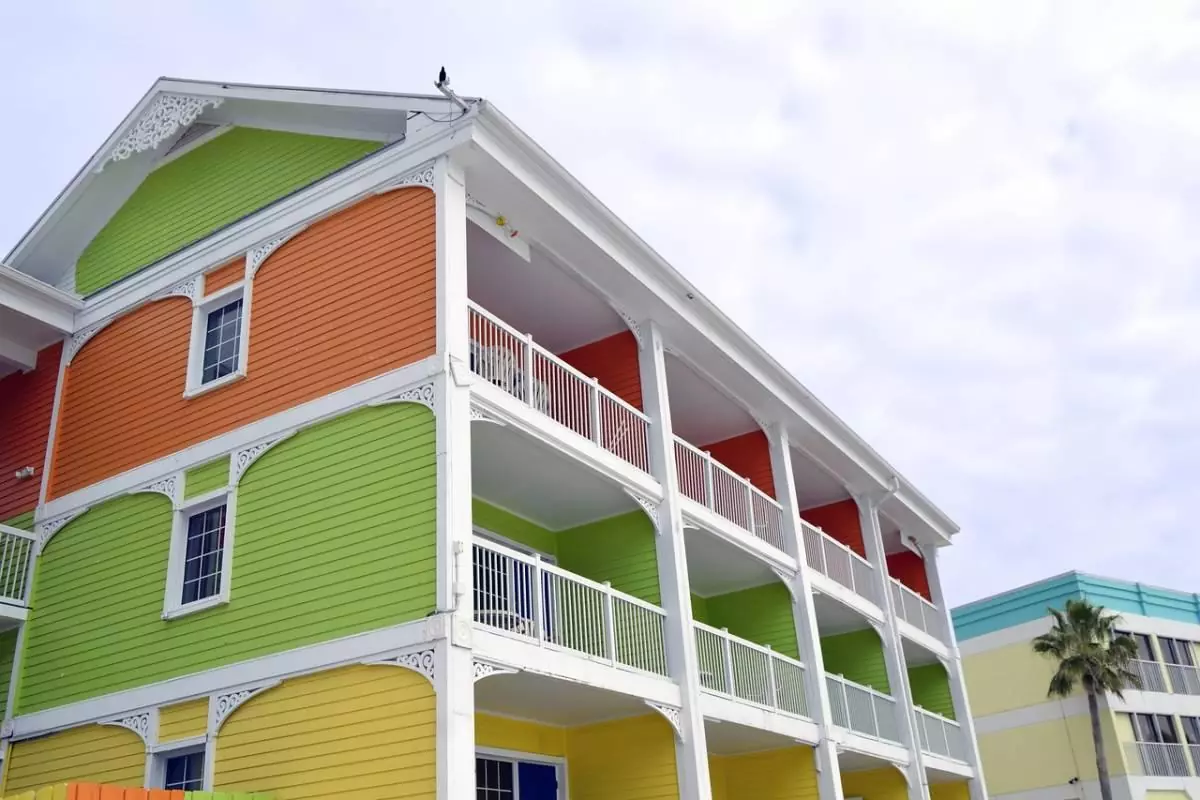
left=147, top=737, right=208, bottom=791
left=163, top=488, right=236, bottom=620
left=184, top=279, right=252, bottom=398
left=475, top=748, right=568, bottom=800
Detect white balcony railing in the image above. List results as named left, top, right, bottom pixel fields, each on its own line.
left=472, top=537, right=668, bottom=676
left=693, top=622, right=809, bottom=717
left=890, top=579, right=942, bottom=640
left=825, top=673, right=900, bottom=742
left=467, top=302, right=651, bottom=474
left=914, top=707, right=966, bottom=761
left=801, top=521, right=876, bottom=604
left=673, top=437, right=786, bottom=552
left=1131, top=659, right=1169, bottom=693
left=0, top=526, right=35, bottom=607
left=1165, top=662, right=1200, bottom=695
left=1126, top=741, right=1192, bottom=777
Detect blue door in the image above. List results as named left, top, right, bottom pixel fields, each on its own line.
left=518, top=762, right=558, bottom=800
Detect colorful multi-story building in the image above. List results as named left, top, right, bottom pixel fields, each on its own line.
left=953, top=572, right=1200, bottom=800
left=0, top=77, right=986, bottom=800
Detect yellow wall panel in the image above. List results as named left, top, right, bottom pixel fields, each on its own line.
left=159, top=698, right=209, bottom=742
left=930, top=782, right=970, bottom=800
left=4, top=725, right=143, bottom=794
left=977, top=713, right=1127, bottom=795
left=722, top=747, right=818, bottom=800
left=841, top=767, right=908, bottom=800
left=1145, top=792, right=1190, bottom=800
left=962, top=641, right=1063, bottom=716
left=708, top=756, right=728, bottom=800
left=214, top=664, right=435, bottom=799
left=566, top=715, right=678, bottom=800
left=475, top=714, right=566, bottom=758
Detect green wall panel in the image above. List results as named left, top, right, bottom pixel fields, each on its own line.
left=0, top=628, right=15, bottom=718
left=76, top=127, right=383, bottom=295
left=908, top=663, right=954, bottom=718
left=472, top=500, right=558, bottom=556
left=558, top=511, right=660, bottom=605
left=705, top=583, right=799, bottom=660
left=18, top=404, right=436, bottom=713
left=820, top=628, right=890, bottom=693
left=2, top=511, right=34, bottom=531
left=691, top=594, right=711, bottom=625
left=184, top=456, right=230, bottom=499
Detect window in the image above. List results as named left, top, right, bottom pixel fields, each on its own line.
left=475, top=755, right=560, bottom=800
left=1117, top=630, right=1156, bottom=661
left=164, top=492, right=235, bottom=619
left=182, top=504, right=226, bottom=604
left=477, top=758, right=515, bottom=800
left=164, top=750, right=205, bottom=790
left=1161, top=638, right=1196, bottom=666
left=1133, top=713, right=1179, bottom=743
left=1181, top=716, right=1200, bottom=745
left=185, top=282, right=250, bottom=397
left=201, top=298, right=243, bottom=383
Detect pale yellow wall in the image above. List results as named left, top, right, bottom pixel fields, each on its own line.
left=717, top=747, right=818, bottom=800
left=929, top=782, right=970, bottom=800
left=159, top=697, right=209, bottom=742
left=977, top=712, right=1127, bottom=795
left=3, top=724, right=143, bottom=794
left=475, top=713, right=566, bottom=758
left=214, top=664, right=435, bottom=799
left=841, top=767, right=909, bottom=800
left=1145, top=792, right=1190, bottom=800
left=962, top=640, right=1064, bottom=716
left=709, top=756, right=729, bottom=800
left=567, top=714, right=678, bottom=800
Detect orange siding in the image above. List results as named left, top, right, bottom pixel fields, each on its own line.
left=702, top=429, right=774, bottom=498
left=800, top=499, right=864, bottom=557
left=50, top=188, right=436, bottom=498
left=203, top=258, right=245, bottom=294
left=0, top=342, right=61, bottom=520
left=887, top=550, right=931, bottom=600
left=558, top=331, right=643, bottom=411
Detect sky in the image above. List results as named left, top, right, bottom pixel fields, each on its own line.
left=2, top=1, right=1198, bottom=606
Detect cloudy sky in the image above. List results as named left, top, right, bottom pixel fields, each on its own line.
left=3, top=2, right=1198, bottom=606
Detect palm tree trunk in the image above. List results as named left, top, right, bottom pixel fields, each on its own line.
left=1087, top=686, right=1113, bottom=800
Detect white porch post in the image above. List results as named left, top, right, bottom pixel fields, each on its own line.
left=922, top=544, right=988, bottom=800
left=638, top=320, right=713, bottom=800
left=857, top=493, right=930, bottom=800
left=434, top=154, right=476, bottom=800
left=769, top=427, right=845, bottom=800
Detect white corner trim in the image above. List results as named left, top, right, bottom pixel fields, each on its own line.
left=34, top=507, right=91, bottom=553
left=246, top=227, right=307, bottom=279
left=363, top=647, right=438, bottom=688
left=367, top=380, right=437, bottom=413
left=99, top=94, right=224, bottom=171
left=229, top=433, right=296, bottom=486
left=209, top=681, right=280, bottom=734
left=623, top=488, right=661, bottom=534
left=64, top=321, right=111, bottom=365
left=644, top=701, right=684, bottom=741
left=473, top=660, right=520, bottom=683
left=151, top=275, right=202, bottom=304
left=132, top=472, right=182, bottom=509
left=99, top=707, right=157, bottom=746
left=374, top=161, right=436, bottom=194
left=468, top=406, right=507, bottom=426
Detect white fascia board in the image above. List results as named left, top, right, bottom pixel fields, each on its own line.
left=697, top=691, right=820, bottom=745
left=920, top=753, right=975, bottom=778
left=157, top=78, right=477, bottom=114
left=678, top=501, right=798, bottom=574
left=0, top=339, right=37, bottom=371
left=835, top=730, right=912, bottom=765
left=469, top=106, right=958, bottom=544
left=0, top=264, right=81, bottom=332
left=896, top=620, right=951, bottom=661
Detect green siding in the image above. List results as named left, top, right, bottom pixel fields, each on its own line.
left=2, top=512, right=34, bottom=531
left=820, top=628, right=890, bottom=693
left=558, top=511, right=660, bottom=605
left=909, top=663, right=955, bottom=718
left=691, top=594, right=711, bottom=625
left=76, top=127, right=383, bottom=295
left=184, top=456, right=230, bottom=499
left=473, top=500, right=558, bottom=556
left=705, top=583, right=799, bottom=659
left=0, top=628, right=15, bottom=718
left=18, top=404, right=436, bottom=713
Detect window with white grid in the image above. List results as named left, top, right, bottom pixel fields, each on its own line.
left=164, top=492, right=235, bottom=619
left=163, top=749, right=205, bottom=790
left=200, top=298, right=243, bottom=384
left=185, top=280, right=250, bottom=398
left=476, top=757, right=515, bottom=800
left=182, top=504, right=226, bottom=604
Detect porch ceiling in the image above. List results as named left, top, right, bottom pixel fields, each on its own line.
left=900, top=633, right=942, bottom=667
left=839, top=750, right=902, bottom=773
left=475, top=671, right=651, bottom=726
left=704, top=718, right=804, bottom=756
left=811, top=591, right=874, bottom=636
left=684, top=525, right=779, bottom=598
left=664, top=353, right=757, bottom=446
left=791, top=447, right=849, bottom=510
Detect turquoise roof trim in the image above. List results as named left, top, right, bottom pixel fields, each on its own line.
left=952, top=572, right=1200, bottom=642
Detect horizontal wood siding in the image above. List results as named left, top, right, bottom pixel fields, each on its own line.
left=158, top=698, right=209, bottom=742
left=799, top=500, right=864, bottom=557
left=719, top=746, right=819, bottom=800
left=20, top=404, right=436, bottom=713
left=706, top=583, right=799, bottom=659
left=51, top=188, right=436, bottom=498
left=558, top=331, right=643, bottom=410
left=472, top=500, right=558, bottom=557
left=4, top=725, right=143, bottom=794
left=701, top=430, right=774, bottom=498
left=214, top=664, right=435, bottom=799
left=0, top=343, right=60, bottom=521
left=886, top=550, right=931, bottom=600
left=820, top=629, right=890, bottom=694
left=183, top=456, right=229, bottom=499
left=840, top=767, right=909, bottom=800
left=475, top=713, right=567, bottom=757
left=566, top=715, right=677, bottom=800
left=0, top=630, right=15, bottom=719
left=203, top=258, right=245, bottom=294
left=908, top=663, right=955, bottom=718
left=75, top=128, right=382, bottom=295
left=557, top=511, right=660, bottom=605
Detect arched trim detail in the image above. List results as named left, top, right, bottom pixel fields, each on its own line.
left=473, top=660, right=520, bottom=683
left=209, top=680, right=281, bottom=734
left=247, top=226, right=307, bottom=279
left=230, top=432, right=297, bottom=487
left=623, top=489, right=661, bottom=535
left=367, top=381, right=436, bottom=414
left=99, top=708, right=157, bottom=747
left=130, top=473, right=182, bottom=509
left=644, top=701, right=683, bottom=741
left=35, top=506, right=92, bottom=553
left=374, top=162, right=436, bottom=196
left=363, top=647, right=437, bottom=689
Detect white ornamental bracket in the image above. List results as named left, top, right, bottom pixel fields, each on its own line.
left=99, top=94, right=224, bottom=171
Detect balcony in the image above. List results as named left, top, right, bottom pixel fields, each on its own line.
left=1166, top=662, right=1200, bottom=695
left=0, top=524, right=35, bottom=622
left=913, top=707, right=966, bottom=762
left=826, top=672, right=900, bottom=743
left=674, top=437, right=787, bottom=554
left=1126, top=741, right=1193, bottom=777
left=693, top=622, right=809, bottom=717
left=802, top=521, right=877, bottom=606
left=1131, top=659, right=1170, bottom=693
left=890, top=579, right=943, bottom=641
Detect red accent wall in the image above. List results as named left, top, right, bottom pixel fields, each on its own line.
left=0, top=342, right=61, bottom=520
left=887, top=550, right=932, bottom=600
left=558, top=331, right=643, bottom=411
left=701, top=430, right=775, bottom=498
left=799, top=499, right=864, bottom=556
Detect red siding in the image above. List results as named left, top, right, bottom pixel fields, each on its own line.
left=0, top=343, right=61, bottom=520
left=800, top=499, right=864, bottom=557
left=701, top=430, right=774, bottom=498
left=558, top=331, right=643, bottom=411
left=887, top=550, right=931, bottom=600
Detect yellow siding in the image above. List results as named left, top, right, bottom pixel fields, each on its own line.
left=214, top=664, right=435, bottom=799
left=977, top=712, right=1127, bottom=795
left=475, top=714, right=566, bottom=757
left=1145, top=792, right=1190, bottom=800
left=159, top=697, right=209, bottom=742
left=721, top=747, right=818, bottom=800
left=3, top=725, right=143, bottom=794
left=930, top=782, right=970, bottom=800
left=709, top=756, right=729, bottom=800
left=841, top=767, right=908, bottom=800
left=566, top=715, right=678, bottom=800
left=962, top=641, right=1062, bottom=716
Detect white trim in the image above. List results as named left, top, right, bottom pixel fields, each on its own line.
left=36, top=332, right=71, bottom=507
left=161, top=491, right=236, bottom=620
left=147, top=737, right=207, bottom=791
left=184, top=282, right=248, bottom=398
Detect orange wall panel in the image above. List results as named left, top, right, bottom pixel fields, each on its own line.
left=0, top=342, right=61, bottom=520
left=800, top=499, right=864, bottom=556
left=203, top=257, right=245, bottom=294
left=887, top=550, right=931, bottom=600
left=701, top=429, right=774, bottom=497
left=558, top=330, right=643, bottom=411
left=50, top=188, right=436, bottom=498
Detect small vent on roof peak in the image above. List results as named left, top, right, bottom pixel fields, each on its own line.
left=165, top=122, right=222, bottom=157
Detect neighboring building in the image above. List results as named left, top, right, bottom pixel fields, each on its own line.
left=0, top=78, right=985, bottom=800
left=953, top=572, right=1200, bottom=800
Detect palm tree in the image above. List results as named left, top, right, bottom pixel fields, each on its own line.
left=1032, top=599, right=1141, bottom=800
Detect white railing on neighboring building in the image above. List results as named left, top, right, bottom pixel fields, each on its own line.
left=673, top=437, right=787, bottom=553
left=825, top=673, right=900, bottom=742
left=913, top=707, right=966, bottom=761
left=467, top=302, right=651, bottom=474
left=693, top=622, right=809, bottom=718
left=801, top=521, right=876, bottom=604
left=472, top=537, right=668, bottom=676
left=1164, top=662, right=1200, bottom=695
left=0, top=526, right=35, bottom=606
left=890, top=579, right=942, bottom=640
left=1131, top=659, right=1169, bottom=693
left=1126, top=741, right=1192, bottom=777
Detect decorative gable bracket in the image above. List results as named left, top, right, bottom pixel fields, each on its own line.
left=98, top=94, right=224, bottom=172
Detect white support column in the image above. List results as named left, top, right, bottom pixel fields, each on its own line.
left=769, top=426, right=845, bottom=800
left=638, top=320, right=713, bottom=800
left=433, top=154, right=476, bottom=800
left=857, top=493, right=930, bottom=800
left=923, top=545, right=988, bottom=800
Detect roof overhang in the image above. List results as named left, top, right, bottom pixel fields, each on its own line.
left=0, top=263, right=80, bottom=374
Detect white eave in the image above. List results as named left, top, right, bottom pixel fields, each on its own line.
left=0, top=263, right=80, bottom=373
